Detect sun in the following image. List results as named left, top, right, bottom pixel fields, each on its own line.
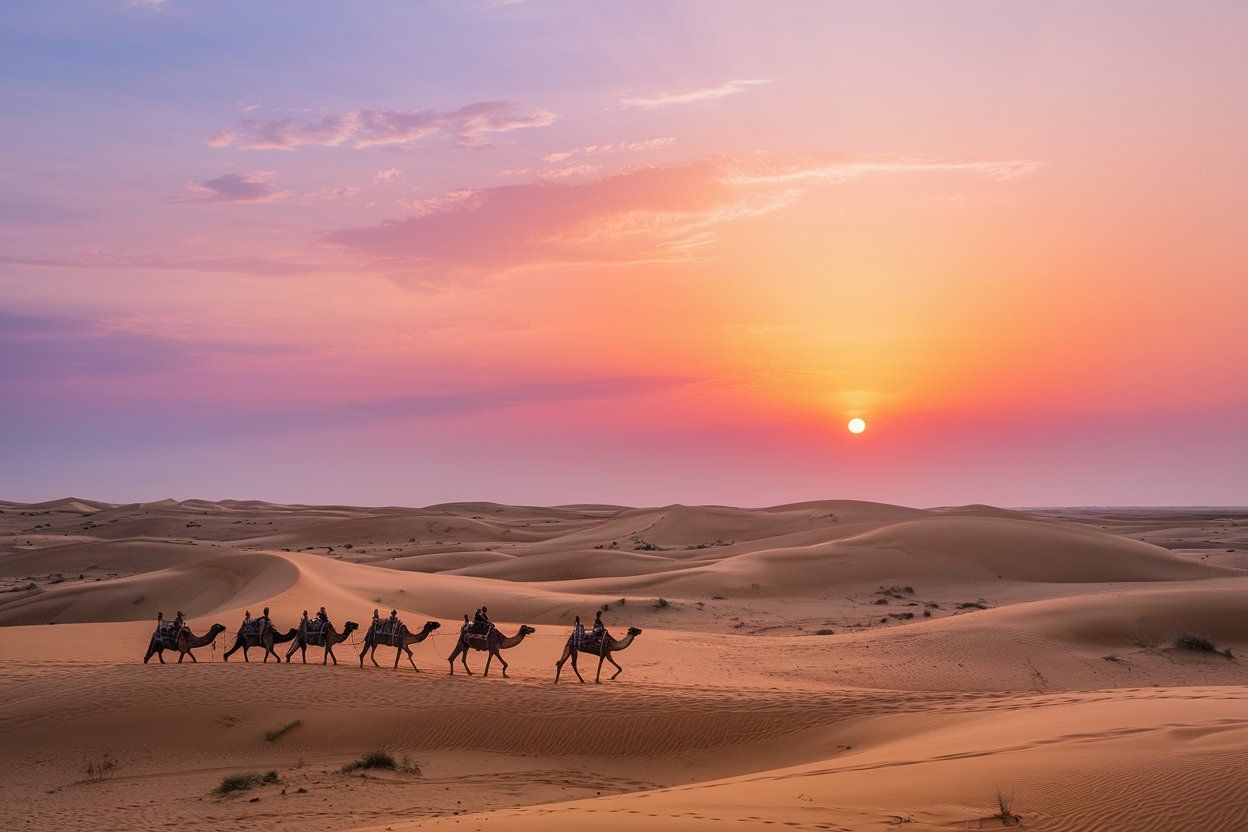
left=847, top=417, right=867, bottom=434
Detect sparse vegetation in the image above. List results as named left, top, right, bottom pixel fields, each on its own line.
left=341, top=750, right=396, bottom=773
left=83, top=754, right=118, bottom=782
left=654, top=597, right=669, bottom=609
left=814, top=628, right=835, bottom=635
left=1173, top=634, right=1234, bottom=659
left=990, top=789, right=1021, bottom=826
left=216, top=770, right=278, bottom=794
left=957, top=601, right=988, bottom=610
left=264, top=719, right=302, bottom=742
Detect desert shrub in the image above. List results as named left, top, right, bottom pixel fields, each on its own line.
left=814, top=628, right=835, bottom=635
left=957, top=601, right=988, bottom=610
left=1174, top=634, right=1234, bottom=658
left=216, top=770, right=278, bottom=794
left=264, top=719, right=302, bottom=742
left=341, top=750, right=396, bottom=773
left=84, top=754, right=118, bottom=782
left=655, top=597, right=669, bottom=608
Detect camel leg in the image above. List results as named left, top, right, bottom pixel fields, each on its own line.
left=285, top=641, right=297, bottom=663
left=144, top=641, right=157, bottom=664
left=605, top=653, right=623, bottom=680
left=358, top=640, right=368, bottom=667
left=496, top=649, right=510, bottom=679
left=483, top=649, right=494, bottom=677
left=554, top=643, right=572, bottom=683
left=595, top=653, right=606, bottom=683
left=222, top=640, right=239, bottom=662
left=325, top=644, right=335, bottom=665
left=370, top=645, right=381, bottom=668
left=447, top=643, right=461, bottom=675
left=569, top=649, right=585, bottom=683
left=460, top=644, right=473, bottom=676
left=404, top=645, right=419, bottom=672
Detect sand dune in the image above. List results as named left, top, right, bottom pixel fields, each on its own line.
left=2, top=498, right=1247, bottom=831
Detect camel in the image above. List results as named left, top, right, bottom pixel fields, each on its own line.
left=555, top=627, right=643, bottom=684
left=285, top=621, right=359, bottom=665
left=448, top=625, right=536, bottom=678
left=143, top=623, right=226, bottom=664
left=222, top=623, right=298, bottom=663
left=358, top=620, right=441, bottom=670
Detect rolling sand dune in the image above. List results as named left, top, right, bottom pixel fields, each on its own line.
left=1, top=499, right=1246, bottom=830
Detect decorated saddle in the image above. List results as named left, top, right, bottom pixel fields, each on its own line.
left=301, top=619, right=328, bottom=643
left=371, top=621, right=406, bottom=645
left=153, top=623, right=183, bottom=648
left=573, top=629, right=609, bottom=651
left=240, top=619, right=268, bottom=639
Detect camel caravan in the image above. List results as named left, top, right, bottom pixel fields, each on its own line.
left=143, top=605, right=642, bottom=682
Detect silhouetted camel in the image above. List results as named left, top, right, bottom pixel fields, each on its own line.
left=143, top=623, right=226, bottom=664
left=223, top=623, right=297, bottom=663
left=285, top=620, right=359, bottom=665
left=555, top=627, right=643, bottom=683
left=358, top=620, right=440, bottom=670
left=448, top=625, right=535, bottom=678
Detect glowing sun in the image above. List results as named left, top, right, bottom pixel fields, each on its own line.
left=847, top=417, right=867, bottom=434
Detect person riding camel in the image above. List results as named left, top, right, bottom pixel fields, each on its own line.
left=386, top=608, right=400, bottom=634
left=171, top=610, right=186, bottom=633
left=572, top=615, right=585, bottom=647
left=256, top=607, right=271, bottom=632
left=316, top=606, right=329, bottom=628
left=589, top=610, right=605, bottom=642
left=300, top=609, right=310, bottom=634
left=242, top=610, right=252, bottom=630
left=460, top=614, right=471, bottom=634
left=155, top=611, right=165, bottom=633
left=474, top=606, right=493, bottom=635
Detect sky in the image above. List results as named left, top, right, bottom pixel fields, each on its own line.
left=1, top=0, right=1245, bottom=508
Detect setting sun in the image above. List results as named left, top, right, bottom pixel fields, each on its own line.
left=848, top=418, right=867, bottom=434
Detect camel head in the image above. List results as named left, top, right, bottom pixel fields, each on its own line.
left=626, top=627, right=643, bottom=637
left=342, top=621, right=359, bottom=635
left=210, top=623, right=227, bottom=634
left=519, top=625, right=536, bottom=636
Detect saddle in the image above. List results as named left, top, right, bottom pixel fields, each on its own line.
left=372, top=622, right=406, bottom=644
left=241, top=620, right=267, bottom=638
left=574, top=630, right=608, bottom=651
left=154, top=623, right=183, bottom=648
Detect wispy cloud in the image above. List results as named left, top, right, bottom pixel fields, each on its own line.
left=209, top=101, right=557, bottom=150
left=619, top=80, right=771, bottom=110
left=324, top=152, right=1042, bottom=281
left=181, top=170, right=290, bottom=204
left=1, top=252, right=315, bottom=277
left=0, top=310, right=299, bottom=380
left=374, top=168, right=404, bottom=183
left=544, top=137, right=674, bottom=164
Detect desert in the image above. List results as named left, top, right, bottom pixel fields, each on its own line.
left=2, top=498, right=1246, bottom=830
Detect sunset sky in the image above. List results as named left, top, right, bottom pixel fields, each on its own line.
left=2, top=0, right=1245, bottom=507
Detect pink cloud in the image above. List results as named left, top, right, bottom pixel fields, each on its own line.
left=324, top=152, right=1041, bottom=280
left=374, top=168, right=404, bottom=183
left=543, top=136, right=675, bottom=164
left=181, top=170, right=290, bottom=204
left=209, top=102, right=556, bottom=150
left=618, top=80, right=771, bottom=110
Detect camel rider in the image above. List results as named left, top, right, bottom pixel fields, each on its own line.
left=386, top=608, right=400, bottom=633
left=155, top=611, right=165, bottom=633
left=257, top=607, right=271, bottom=632
left=300, top=609, right=310, bottom=634
left=242, top=610, right=252, bottom=630
left=476, top=606, right=493, bottom=634
left=316, top=606, right=329, bottom=628
left=172, top=610, right=186, bottom=633
left=572, top=615, right=585, bottom=647
left=590, top=610, right=605, bottom=640
left=461, top=614, right=471, bottom=634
